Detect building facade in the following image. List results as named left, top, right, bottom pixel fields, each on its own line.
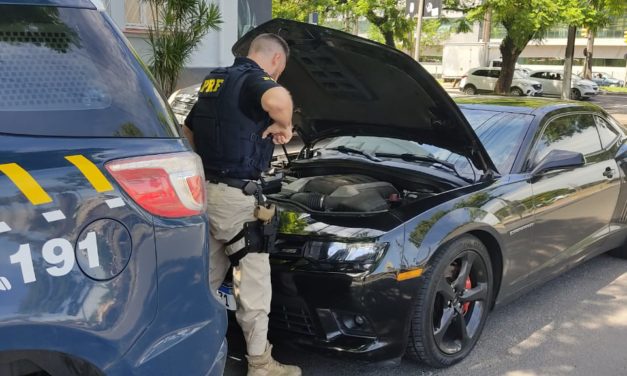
left=436, top=15, right=627, bottom=81
left=104, top=0, right=271, bottom=89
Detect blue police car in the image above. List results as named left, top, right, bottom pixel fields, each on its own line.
left=0, top=1, right=227, bottom=374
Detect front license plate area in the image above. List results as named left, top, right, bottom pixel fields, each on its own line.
left=218, top=282, right=236, bottom=311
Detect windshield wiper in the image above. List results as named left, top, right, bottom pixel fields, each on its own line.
left=326, top=146, right=382, bottom=162
left=375, top=152, right=469, bottom=181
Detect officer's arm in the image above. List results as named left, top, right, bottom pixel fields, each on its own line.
left=261, top=87, right=293, bottom=131
left=182, top=125, right=195, bottom=151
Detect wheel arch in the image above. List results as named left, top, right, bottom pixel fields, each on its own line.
left=409, top=207, right=506, bottom=309
left=0, top=350, right=104, bottom=376
left=0, top=325, right=121, bottom=375
left=467, top=229, right=503, bottom=309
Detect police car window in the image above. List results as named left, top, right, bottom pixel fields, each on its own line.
left=0, top=5, right=178, bottom=138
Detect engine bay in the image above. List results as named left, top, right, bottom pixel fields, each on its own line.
left=270, top=174, right=435, bottom=213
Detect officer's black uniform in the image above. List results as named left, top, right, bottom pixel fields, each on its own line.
left=185, top=57, right=281, bottom=180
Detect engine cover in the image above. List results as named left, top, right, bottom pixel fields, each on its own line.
left=284, top=175, right=399, bottom=212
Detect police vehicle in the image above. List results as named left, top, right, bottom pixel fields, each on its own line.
left=0, top=1, right=226, bottom=375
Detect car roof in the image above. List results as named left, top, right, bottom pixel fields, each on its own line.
left=0, top=0, right=96, bottom=8
left=454, top=96, right=600, bottom=116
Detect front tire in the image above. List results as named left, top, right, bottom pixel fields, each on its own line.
left=510, top=87, right=524, bottom=96
left=406, top=235, right=493, bottom=368
left=463, top=85, right=477, bottom=95
left=571, top=88, right=582, bottom=100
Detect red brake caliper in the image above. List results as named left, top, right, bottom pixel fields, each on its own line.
left=462, top=277, right=472, bottom=314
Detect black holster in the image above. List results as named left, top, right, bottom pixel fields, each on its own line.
left=225, top=215, right=279, bottom=266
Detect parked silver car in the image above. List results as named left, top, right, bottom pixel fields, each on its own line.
left=460, top=67, right=543, bottom=96
left=529, top=70, right=599, bottom=100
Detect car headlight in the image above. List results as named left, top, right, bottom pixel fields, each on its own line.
left=304, top=241, right=388, bottom=271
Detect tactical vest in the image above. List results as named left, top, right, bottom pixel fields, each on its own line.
left=191, top=62, right=274, bottom=179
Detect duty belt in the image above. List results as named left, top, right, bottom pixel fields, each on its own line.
left=206, top=175, right=260, bottom=196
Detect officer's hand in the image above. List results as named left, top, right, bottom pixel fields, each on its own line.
left=262, top=123, right=293, bottom=145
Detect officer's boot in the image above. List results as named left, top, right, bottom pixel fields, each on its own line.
left=246, top=343, right=302, bottom=376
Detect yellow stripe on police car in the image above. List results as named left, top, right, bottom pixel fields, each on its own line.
left=0, top=163, right=52, bottom=205
left=65, top=154, right=114, bottom=193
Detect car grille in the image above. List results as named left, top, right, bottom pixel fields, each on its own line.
left=533, top=84, right=542, bottom=90
left=270, top=303, right=318, bottom=337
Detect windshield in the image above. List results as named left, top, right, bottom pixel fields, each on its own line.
left=313, top=109, right=533, bottom=180
left=0, top=5, right=178, bottom=137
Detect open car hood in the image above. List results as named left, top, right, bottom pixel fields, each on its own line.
left=233, top=19, right=497, bottom=174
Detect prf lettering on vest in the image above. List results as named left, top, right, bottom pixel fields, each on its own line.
left=200, top=78, right=224, bottom=93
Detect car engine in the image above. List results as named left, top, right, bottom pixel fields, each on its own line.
left=275, top=174, right=401, bottom=212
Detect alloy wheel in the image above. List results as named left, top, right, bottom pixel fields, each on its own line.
left=432, top=250, right=489, bottom=355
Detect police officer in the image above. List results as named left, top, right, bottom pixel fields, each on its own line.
left=182, top=33, right=300, bottom=376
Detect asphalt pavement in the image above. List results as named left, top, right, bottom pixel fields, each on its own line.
left=223, top=90, right=627, bottom=376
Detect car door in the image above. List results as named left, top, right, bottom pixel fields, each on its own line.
left=526, top=112, right=620, bottom=278
left=530, top=72, right=554, bottom=95
left=551, top=72, right=564, bottom=95
left=471, top=69, right=490, bottom=91
left=486, top=69, right=500, bottom=92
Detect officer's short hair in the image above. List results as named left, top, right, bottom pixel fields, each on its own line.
left=249, top=33, right=290, bottom=58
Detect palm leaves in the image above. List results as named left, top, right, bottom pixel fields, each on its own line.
left=144, top=0, right=222, bottom=96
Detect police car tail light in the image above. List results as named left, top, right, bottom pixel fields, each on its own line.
left=105, top=152, right=206, bottom=218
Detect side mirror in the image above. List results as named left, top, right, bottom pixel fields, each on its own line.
left=531, top=149, right=585, bottom=177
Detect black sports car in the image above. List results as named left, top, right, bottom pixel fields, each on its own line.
left=223, top=20, right=627, bottom=368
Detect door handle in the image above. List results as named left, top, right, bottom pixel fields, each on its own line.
left=603, top=167, right=615, bottom=179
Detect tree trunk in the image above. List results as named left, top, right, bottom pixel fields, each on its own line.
left=382, top=29, right=395, bottom=47
left=495, top=35, right=522, bottom=94
left=583, top=30, right=595, bottom=80
left=562, top=25, right=577, bottom=100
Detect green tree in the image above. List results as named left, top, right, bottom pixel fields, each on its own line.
left=273, top=0, right=412, bottom=49
left=353, top=0, right=413, bottom=48
left=446, top=0, right=581, bottom=94
left=420, top=18, right=451, bottom=50
left=143, top=0, right=222, bottom=96
left=579, top=0, right=627, bottom=79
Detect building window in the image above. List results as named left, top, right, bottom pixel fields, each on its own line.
left=125, top=0, right=154, bottom=28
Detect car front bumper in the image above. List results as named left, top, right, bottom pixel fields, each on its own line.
left=526, top=87, right=543, bottom=96
left=268, top=264, right=417, bottom=361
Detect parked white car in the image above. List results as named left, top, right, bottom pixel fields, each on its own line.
left=460, top=67, right=543, bottom=96
left=529, top=70, right=599, bottom=100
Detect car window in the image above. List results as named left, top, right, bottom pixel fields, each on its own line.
left=473, top=70, right=489, bottom=77
left=531, top=72, right=545, bottom=79
left=488, top=70, right=501, bottom=78
left=0, top=5, right=178, bottom=137
left=532, top=114, right=603, bottom=166
left=512, top=71, right=524, bottom=79
left=595, top=116, right=621, bottom=148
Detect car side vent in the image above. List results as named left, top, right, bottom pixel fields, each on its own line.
left=0, top=29, right=111, bottom=111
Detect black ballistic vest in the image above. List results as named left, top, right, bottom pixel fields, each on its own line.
left=192, top=62, right=274, bottom=179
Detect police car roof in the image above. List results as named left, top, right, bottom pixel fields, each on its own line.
left=0, top=0, right=96, bottom=9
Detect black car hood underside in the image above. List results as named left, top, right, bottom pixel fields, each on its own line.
left=233, top=19, right=497, bottom=174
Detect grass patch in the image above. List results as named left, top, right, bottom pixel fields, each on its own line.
left=601, top=86, right=627, bottom=94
